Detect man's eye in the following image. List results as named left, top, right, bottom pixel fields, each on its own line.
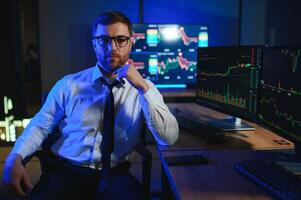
left=101, top=37, right=110, bottom=43
left=116, top=37, right=127, bottom=44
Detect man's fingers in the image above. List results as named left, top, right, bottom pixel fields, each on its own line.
left=114, top=66, right=128, bottom=84
left=2, top=153, right=28, bottom=197
left=115, top=65, right=128, bottom=75
left=22, top=173, right=33, bottom=193
left=9, top=182, right=26, bottom=197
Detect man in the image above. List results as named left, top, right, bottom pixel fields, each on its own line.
left=2, top=11, right=179, bottom=200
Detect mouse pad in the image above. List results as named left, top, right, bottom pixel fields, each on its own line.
left=164, top=155, right=209, bottom=166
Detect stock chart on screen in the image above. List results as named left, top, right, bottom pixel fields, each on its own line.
left=196, top=46, right=262, bottom=121
left=259, top=46, right=301, bottom=142
left=130, top=24, right=209, bottom=88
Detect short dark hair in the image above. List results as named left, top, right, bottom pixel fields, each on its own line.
left=91, top=11, right=132, bottom=37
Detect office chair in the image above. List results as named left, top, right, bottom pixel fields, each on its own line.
left=22, top=93, right=152, bottom=199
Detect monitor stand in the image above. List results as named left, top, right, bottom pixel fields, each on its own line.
left=208, top=116, right=255, bottom=131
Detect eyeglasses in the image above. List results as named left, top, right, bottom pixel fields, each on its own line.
left=93, top=35, right=131, bottom=48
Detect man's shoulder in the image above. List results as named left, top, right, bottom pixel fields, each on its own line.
left=64, top=66, right=95, bottom=82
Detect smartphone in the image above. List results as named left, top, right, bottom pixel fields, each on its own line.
left=164, top=154, right=209, bottom=166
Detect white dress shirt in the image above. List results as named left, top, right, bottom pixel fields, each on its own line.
left=11, top=64, right=179, bottom=169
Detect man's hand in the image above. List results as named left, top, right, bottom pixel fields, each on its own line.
left=2, top=153, right=33, bottom=197
left=115, top=64, right=149, bottom=93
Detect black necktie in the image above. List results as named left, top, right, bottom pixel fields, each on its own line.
left=98, top=82, right=117, bottom=192
left=101, top=83, right=115, bottom=173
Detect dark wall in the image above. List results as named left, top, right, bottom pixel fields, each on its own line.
left=240, top=0, right=301, bottom=46
left=240, top=0, right=266, bottom=45
left=0, top=0, right=26, bottom=118
left=265, top=0, right=301, bottom=46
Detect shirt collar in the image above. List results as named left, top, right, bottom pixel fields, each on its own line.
left=92, top=62, right=127, bottom=88
left=91, top=62, right=103, bottom=82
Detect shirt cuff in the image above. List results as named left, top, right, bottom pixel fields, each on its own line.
left=10, top=143, right=32, bottom=160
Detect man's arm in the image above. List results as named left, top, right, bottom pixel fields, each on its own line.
left=115, top=64, right=179, bottom=145
left=139, top=80, right=179, bottom=145
left=1, top=78, right=66, bottom=197
left=11, top=78, right=66, bottom=159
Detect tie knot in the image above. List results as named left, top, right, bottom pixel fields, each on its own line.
left=107, top=84, right=114, bottom=90
left=100, top=78, right=120, bottom=90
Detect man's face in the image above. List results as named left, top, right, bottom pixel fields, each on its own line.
left=92, top=22, right=132, bottom=73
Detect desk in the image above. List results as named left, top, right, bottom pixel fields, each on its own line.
left=158, top=103, right=294, bottom=200
left=163, top=103, right=293, bottom=152
left=160, top=149, right=275, bottom=200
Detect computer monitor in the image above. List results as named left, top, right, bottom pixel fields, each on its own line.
left=258, top=46, right=301, bottom=160
left=196, top=46, right=263, bottom=131
left=130, top=24, right=209, bottom=89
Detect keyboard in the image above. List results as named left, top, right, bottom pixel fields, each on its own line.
left=174, top=113, right=225, bottom=143
left=234, top=156, right=301, bottom=200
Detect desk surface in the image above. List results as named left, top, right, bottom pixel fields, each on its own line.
left=162, top=103, right=293, bottom=151
left=160, top=149, right=274, bottom=200
left=159, top=103, right=295, bottom=200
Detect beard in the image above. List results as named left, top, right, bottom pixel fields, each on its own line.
left=98, top=52, right=129, bottom=73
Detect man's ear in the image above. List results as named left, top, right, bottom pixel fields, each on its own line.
left=129, top=37, right=134, bottom=50
left=92, top=39, right=97, bottom=52
left=130, top=37, right=135, bottom=45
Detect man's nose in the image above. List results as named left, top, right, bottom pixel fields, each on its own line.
left=107, top=40, right=118, bottom=51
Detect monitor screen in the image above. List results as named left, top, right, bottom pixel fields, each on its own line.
left=258, top=46, right=301, bottom=149
left=196, top=46, right=263, bottom=129
left=130, top=24, right=209, bottom=89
